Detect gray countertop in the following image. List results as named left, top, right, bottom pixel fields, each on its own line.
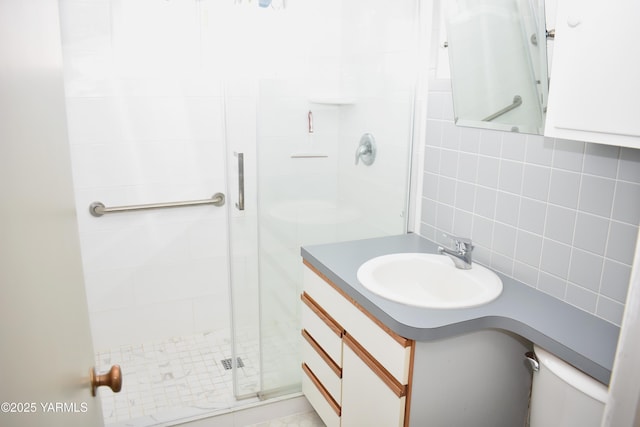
left=301, top=233, right=620, bottom=385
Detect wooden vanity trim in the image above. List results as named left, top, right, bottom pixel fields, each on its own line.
left=403, top=341, right=416, bottom=427
left=301, top=291, right=343, bottom=337
left=302, top=362, right=342, bottom=417
left=302, top=329, right=343, bottom=378
left=303, top=259, right=411, bottom=348
left=343, top=332, right=408, bottom=398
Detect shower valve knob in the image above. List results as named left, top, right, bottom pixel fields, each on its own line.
left=90, top=365, right=122, bottom=396
left=355, top=133, right=376, bottom=166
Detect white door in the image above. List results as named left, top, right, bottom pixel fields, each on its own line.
left=601, top=227, right=640, bottom=426
left=0, top=1, right=106, bottom=426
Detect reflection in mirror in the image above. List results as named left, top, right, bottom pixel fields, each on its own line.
left=445, top=0, right=549, bottom=134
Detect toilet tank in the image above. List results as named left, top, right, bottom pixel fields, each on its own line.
left=529, top=345, right=608, bottom=427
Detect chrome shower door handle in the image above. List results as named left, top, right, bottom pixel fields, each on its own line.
left=234, top=152, right=245, bottom=211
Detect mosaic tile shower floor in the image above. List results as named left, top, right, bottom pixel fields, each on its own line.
left=95, top=328, right=261, bottom=426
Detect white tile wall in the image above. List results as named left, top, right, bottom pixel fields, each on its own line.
left=336, top=0, right=418, bottom=239
left=60, top=0, right=236, bottom=351
left=59, top=0, right=352, bottom=354
left=420, top=86, right=640, bottom=326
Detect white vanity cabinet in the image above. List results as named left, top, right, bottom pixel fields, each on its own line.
left=301, top=259, right=533, bottom=426
left=301, top=260, right=414, bottom=427
left=545, top=0, right=640, bottom=148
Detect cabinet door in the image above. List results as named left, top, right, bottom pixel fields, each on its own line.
left=341, top=335, right=407, bottom=427
left=545, top=0, right=640, bottom=148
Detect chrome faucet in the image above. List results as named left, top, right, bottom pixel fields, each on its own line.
left=438, top=234, right=474, bottom=270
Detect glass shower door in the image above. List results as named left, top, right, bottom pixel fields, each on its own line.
left=254, top=0, right=419, bottom=396
left=254, top=79, right=318, bottom=396
left=225, top=0, right=419, bottom=400
left=225, top=81, right=263, bottom=400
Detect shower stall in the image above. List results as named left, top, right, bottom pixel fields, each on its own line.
left=59, top=0, right=420, bottom=425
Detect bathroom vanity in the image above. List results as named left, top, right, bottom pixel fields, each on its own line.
left=299, top=234, right=619, bottom=427
left=301, top=261, right=412, bottom=427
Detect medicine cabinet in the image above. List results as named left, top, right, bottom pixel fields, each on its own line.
left=442, top=0, right=640, bottom=149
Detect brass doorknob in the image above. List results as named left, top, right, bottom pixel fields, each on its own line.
left=90, top=365, right=122, bottom=396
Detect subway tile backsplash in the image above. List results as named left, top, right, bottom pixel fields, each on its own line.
left=419, top=88, right=640, bottom=326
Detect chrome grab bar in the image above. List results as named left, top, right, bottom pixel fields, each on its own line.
left=482, top=95, right=522, bottom=122
left=89, top=193, right=225, bottom=217
left=235, top=152, right=245, bottom=211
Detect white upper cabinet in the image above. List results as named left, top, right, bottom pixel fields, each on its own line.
left=545, top=0, right=640, bottom=148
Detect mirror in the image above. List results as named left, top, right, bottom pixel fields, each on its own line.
left=444, top=0, right=549, bottom=134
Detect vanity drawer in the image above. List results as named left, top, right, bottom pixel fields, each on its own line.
left=301, top=293, right=343, bottom=367
left=301, top=329, right=342, bottom=402
left=341, top=337, right=406, bottom=427
left=303, top=262, right=412, bottom=384
left=302, top=363, right=341, bottom=427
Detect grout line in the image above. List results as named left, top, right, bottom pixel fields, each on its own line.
left=595, top=150, right=625, bottom=314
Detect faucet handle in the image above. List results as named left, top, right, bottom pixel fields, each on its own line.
left=355, top=133, right=376, bottom=166
left=442, top=233, right=473, bottom=252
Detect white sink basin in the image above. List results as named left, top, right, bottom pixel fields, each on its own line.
left=356, top=253, right=503, bottom=309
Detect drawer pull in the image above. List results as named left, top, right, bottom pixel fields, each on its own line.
left=301, top=292, right=343, bottom=337
left=302, top=363, right=341, bottom=416
left=343, top=333, right=407, bottom=398
left=302, top=329, right=342, bottom=378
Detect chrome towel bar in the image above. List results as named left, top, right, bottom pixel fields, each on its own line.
left=89, top=192, right=225, bottom=217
